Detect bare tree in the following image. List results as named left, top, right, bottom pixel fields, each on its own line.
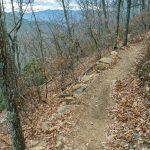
left=60, top=0, right=72, bottom=40
left=76, top=0, right=101, bottom=57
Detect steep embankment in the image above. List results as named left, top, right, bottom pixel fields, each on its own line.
left=64, top=41, right=146, bottom=149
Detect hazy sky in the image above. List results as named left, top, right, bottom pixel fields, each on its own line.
left=4, top=0, right=77, bottom=12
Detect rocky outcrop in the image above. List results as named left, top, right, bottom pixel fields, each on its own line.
left=95, top=62, right=110, bottom=71
left=99, top=57, right=113, bottom=64
left=95, top=51, right=119, bottom=72
left=111, top=51, right=118, bottom=58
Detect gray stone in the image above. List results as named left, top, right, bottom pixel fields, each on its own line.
left=59, top=92, right=72, bottom=98
left=56, top=140, right=63, bottom=150
left=48, top=102, right=69, bottom=121
left=64, top=97, right=74, bottom=104
left=0, top=116, right=6, bottom=125
left=29, top=145, right=46, bottom=150
left=72, top=84, right=87, bottom=94
left=145, top=85, right=150, bottom=99
left=96, top=62, right=109, bottom=71
left=99, top=57, right=113, bottom=65
left=56, top=102, right=68, bottom=117
left=111, top=51, right=118, bottom=57
left=111, top=51, right=119, bottom=63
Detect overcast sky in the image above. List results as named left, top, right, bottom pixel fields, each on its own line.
left=4, top=0, right=77, bottom=12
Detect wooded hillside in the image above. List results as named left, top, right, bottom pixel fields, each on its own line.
left=0, top=0, right=150, bottom=150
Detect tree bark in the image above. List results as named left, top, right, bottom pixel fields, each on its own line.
left=114, top=0, right=122, bottom=49
left=0, top=1, right=26, bottom=150
left=148, top=0, right=150, bottom=11
left=1, top=23, right=26, bottom=150
left=123, top=0, right=131, bottom=46
left=61, top=0, right=72, bottom=40
left=141, top=0, right=146, bottom=11
left=101, top=0, right=110, bottom=33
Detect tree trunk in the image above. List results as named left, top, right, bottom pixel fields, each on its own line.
left=123, top=0, right=131, bottom=46
left=1, top=27, right=26, bottom=150
left=114, top=0, right=122, bottom=49
left=0, top=2, right=26, bottom=150
left=5, top=88, right=26, bottom=150
left=148, top=0, right=150, bottom=11
left=141, top=0, right=146, bottom=11
left=101, top=0, right=110, bottom=33
left=61, top=0, right=72, bottom=40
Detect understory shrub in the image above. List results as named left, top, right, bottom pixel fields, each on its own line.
left=23, top=59, right=47, bottom=87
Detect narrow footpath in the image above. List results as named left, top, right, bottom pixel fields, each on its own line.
left=65, top=41, right=146, bottom=150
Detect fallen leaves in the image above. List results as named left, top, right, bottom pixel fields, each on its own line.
left=105, top=76, right=150, bottom=150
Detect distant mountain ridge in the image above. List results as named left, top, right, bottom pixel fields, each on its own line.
left=23, top=9, right=81, bottom=21
left=5, top=9, right=81, bottom=35
left=6, top=13, right=32, bottom=33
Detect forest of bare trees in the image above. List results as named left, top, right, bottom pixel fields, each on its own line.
left=0, top=0, right=150, bottom=149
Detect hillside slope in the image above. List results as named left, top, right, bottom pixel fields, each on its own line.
left=0, top=34, right=148, bottom=150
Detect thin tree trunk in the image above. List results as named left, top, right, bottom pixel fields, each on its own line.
left=101, top=0, right=110, bottom=33
left=114, top=0, right=122, bottom=49
left=61, top=0, right=72, bottom=40
left=148, top=0, right=150, bottom=11
left=141, top=0, right=146, bottom=11
left=123, top=0, right=131, bottom=46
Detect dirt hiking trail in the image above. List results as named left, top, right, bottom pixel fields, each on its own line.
left=65, top=41, right=146, bottom=150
